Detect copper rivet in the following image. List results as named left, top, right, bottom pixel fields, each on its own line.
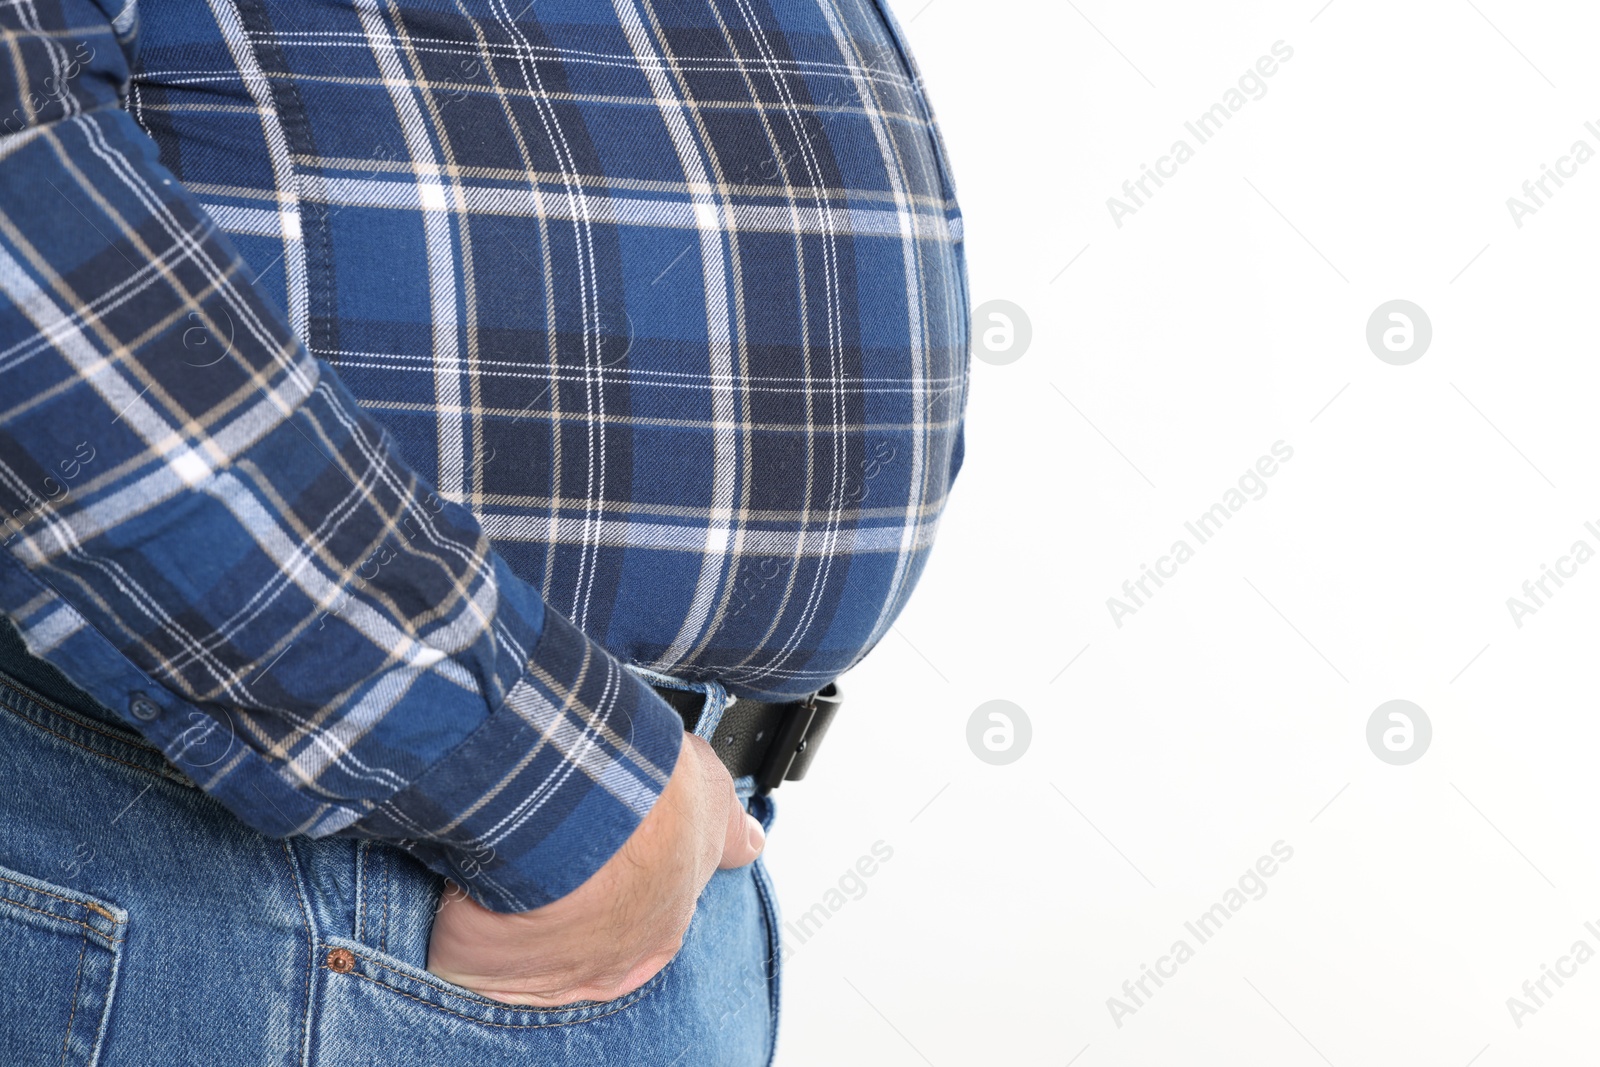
left=327, top=948, right=355, bottom=973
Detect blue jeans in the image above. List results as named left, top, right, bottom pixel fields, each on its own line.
left=0, top=650, right=781, bottom=1066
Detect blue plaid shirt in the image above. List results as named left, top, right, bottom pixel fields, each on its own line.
left=0, top=0, right=966, bottom=911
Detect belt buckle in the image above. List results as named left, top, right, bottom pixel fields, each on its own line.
left=754, top=682, right=842, bottom=795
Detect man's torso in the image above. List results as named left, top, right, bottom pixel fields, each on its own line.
left=130, top=0, right=967, bottom=698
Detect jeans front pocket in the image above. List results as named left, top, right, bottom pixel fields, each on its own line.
left=0, top=864, right=126, bottom=1067
left=312, top=840, right=674, bottom=1067
left=311, top=842, right=777, bottom=1066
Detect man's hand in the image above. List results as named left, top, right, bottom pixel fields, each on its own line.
left=425, top=733, right=764, bottom=1005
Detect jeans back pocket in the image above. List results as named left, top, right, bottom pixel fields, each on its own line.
left=0, top=865, right=126, bottom=1066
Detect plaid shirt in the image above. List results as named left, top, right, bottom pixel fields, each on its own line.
left=0, top=0, right=966, bottom=911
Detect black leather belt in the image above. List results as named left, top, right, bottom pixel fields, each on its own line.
left=652, top=683, right=842, bottom=795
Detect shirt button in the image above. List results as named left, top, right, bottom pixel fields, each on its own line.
left=129, top=694, right=161, bottom=721
left=326, top=948, right=356, bottom=973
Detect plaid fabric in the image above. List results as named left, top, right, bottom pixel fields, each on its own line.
left=0, top=0, right=965, bottom=911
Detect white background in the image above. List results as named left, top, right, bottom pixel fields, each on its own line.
left=767, top=1, right=1600, bottom=1064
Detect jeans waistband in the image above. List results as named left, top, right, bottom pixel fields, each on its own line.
left=621, top=663, right=764, bottom=799
left=0, top=615, right=128, bottom=731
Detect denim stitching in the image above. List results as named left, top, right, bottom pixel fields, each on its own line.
left=56, top=925, right=87, bottom=1067
left=355, top=841, right=370, bottom=944
left=324, top=954, right=664, bottom=1030
left=0, top=682, right=179, bottom=783
left=379, top=848, right=389, bottom=956
left=0, top=873, right=119, bottom=921
left=0, top=897, right=124, bottom=943
left=278, top=840, right=315, bottom=1067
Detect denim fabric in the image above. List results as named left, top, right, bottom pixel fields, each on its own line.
left=0, top=657, right=781, bottom=1066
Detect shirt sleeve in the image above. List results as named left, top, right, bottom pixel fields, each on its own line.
left=0, top=0, right=683, bottom=913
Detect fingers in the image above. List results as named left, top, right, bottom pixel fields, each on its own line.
left=718, top=793, right=764, bottom=869
left=680, top=732, right=764, bottom=870
left=710, top=761, right=764, bottom=870
left=425, top=731, right=766, bottom=1009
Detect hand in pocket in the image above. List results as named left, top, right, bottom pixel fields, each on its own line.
left=426, top=734, right=764, bottom=1006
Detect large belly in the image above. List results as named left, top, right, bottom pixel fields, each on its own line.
left=134, top=0, right=967, bottom=698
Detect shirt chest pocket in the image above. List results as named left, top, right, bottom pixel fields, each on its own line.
left=0, top=866, right=126, bottom=1067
